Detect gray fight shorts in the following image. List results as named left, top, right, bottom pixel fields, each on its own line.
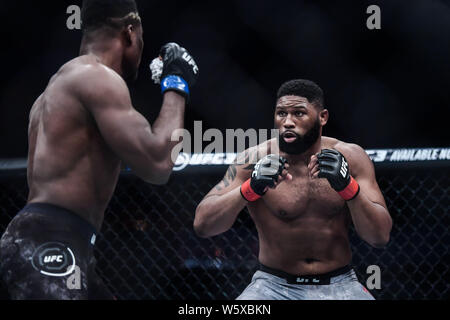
left=237, top=264, right=374, bottom=300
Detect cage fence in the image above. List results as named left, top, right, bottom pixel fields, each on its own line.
left=0, top=148, right=448, bottom=300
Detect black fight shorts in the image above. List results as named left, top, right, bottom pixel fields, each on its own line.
left=0, top=203, right=114, bottom=300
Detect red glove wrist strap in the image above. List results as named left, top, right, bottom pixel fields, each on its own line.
left=240, top=179, right=261, bottom=202
left=338, top=176, right=360, bottom=201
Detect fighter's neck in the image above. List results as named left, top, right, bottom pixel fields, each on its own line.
left=79, top=39, right=124, bottom=77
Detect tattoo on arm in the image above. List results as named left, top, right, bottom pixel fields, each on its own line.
left=227, top=164, right=237, bottom=180
left=243, top=149, right=259, bottom=171
left=236, top=149, right=258, bottom=171
left=214, top=163, right=239, bottom=191
left=212, top=149, right=258, bottom=191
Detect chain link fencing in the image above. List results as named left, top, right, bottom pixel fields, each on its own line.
left=0, top=153, right=448, bottom=300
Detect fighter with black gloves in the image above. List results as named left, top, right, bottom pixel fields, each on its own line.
left=315, top=148, right=360, bottom=201
left=194, top=79, right=392, bottom=300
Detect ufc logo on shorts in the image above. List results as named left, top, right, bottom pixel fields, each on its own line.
left=43, top=255, right=63, bottom=263
left=340, top=159, right=348, bottom=178
left=182, top=52, right=199, bottom=74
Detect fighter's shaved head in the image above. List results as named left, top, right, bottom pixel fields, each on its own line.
left=81, top=0, right=141, bottom=34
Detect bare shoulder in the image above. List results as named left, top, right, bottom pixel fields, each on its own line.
left=64, top=56, right=130, bottom=106
left=224, top=138, right=276, bottom=183
left=73, top=56, right=127, bottom=89
left=235, top=138, right=277, bottom=166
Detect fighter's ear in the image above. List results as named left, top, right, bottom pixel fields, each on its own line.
left=319, top=108, right=329, bottom=126
left=123, top=24, right=134, bottom=46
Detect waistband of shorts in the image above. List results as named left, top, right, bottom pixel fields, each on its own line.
left=18, top=202, right=97, bottom=244
left=259, top=263, right=353, bottom=285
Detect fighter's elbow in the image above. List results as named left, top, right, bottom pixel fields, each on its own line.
left=145, top=173, right=170, bottom=185
left=370, top=240, right=388, bottom=249
left=373, top=218, right=393, bottom=248
left=193, top=217, right=210, bottom=238
left=368, top=233, right=390, bottom=248
left=155, top=165, right=173, bottom=184
left=193, top=205, right=216, bottom=238
left=365, top=213, right=392, bottom=248
left=193, top=223, right=209, bottom=238
left=193, top=208, right=209, bottom=238
left=141, top=162, right=173, bottom=185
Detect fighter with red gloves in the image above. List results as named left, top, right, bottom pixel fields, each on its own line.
left=194, top=79, right=392, bottom=300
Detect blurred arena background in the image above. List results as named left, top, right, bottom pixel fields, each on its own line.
left=0, top=0, right=448, bottom=299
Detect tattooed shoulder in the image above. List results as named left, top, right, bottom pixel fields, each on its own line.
left=212, top=147, right=265, bottom=192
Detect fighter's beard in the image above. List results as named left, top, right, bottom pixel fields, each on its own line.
left=278, top=119, right=321, bottom=155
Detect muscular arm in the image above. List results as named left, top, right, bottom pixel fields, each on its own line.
left=193, top=151, right=257, bottom=238
left=340, top=144, right=393, bottom=248
left=78, top=65, right=185, bottom=184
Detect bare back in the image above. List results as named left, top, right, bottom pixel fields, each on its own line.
left=27, top=56, right=122, bottom=231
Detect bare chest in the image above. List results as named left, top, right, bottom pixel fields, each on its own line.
left=260, top=174, right=347, bottom=220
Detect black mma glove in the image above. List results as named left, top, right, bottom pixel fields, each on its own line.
left=317, top=149, right=360, bottom=201
left=159, top=42, right=199, bottom=101
left=240, top=154, right=288, bottom=202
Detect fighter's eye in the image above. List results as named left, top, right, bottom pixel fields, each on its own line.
left=295, top=111, right=305, bottom=117
left=277, top=111, right=287, bottom=117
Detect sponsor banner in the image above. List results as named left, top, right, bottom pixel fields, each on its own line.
left=366, top=148, right=450, bottom=163
left=173, top=152, right=238, bottom=171
left=1, top=148, right=448, bottom=173
left=172, top=148, right=450, bottom=171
